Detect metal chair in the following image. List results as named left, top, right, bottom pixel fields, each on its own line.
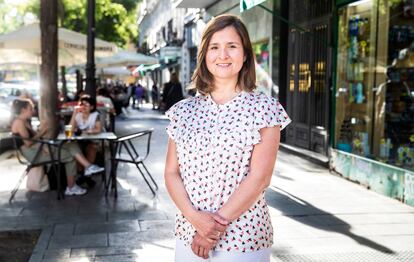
left=109, top=129, right=158, bottom=197
left=9, top=135, right=61, bottom=202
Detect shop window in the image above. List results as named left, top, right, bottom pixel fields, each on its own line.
left=335, top=0, right=377, bottom=157
left=253, top=40, right=272, bottom=96
left=335, top=0, right=414, bottom=172
left=375, top=0, right=414, bottom=171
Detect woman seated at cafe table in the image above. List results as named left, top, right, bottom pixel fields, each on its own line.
left=11, top=98, right=104, bottom=196
left=69, top=95, right=103, bottom=164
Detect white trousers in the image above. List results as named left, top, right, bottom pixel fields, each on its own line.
left=174, top=239, right=271, bottom=262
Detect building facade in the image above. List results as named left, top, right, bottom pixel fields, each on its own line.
left=137, top=0, right=414, bottom=206
left=137, top=0, right=186, bottom=91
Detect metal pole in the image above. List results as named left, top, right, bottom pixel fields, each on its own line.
left=85, top=0, right=96, bottom=98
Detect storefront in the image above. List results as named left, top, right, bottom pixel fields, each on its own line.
left=331, top=0, right=414, bottom=206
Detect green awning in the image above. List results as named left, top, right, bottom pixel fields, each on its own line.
left=240, top=0, right=267, bottom=12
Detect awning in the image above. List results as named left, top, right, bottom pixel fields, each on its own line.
left=159, top=46, right=181, bottom=63
left=174, top=0, right=217, bottom=8
left=240, top=0, right=267, bottom=12
left=0, top=23, right=117, bottom=66
left=96, top=50, right=158, bottom=68
left=132, top=63, right=161, bottom=76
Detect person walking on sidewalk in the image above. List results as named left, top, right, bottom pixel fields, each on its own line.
left=164, top=14, right=291, bottom=261
left=162, top=72, right=184, bottom=111
left=11, top=98, right=104, bottom=196
left=134, top=83, right=144, bottom=110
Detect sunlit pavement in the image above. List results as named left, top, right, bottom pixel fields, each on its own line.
left=0, top=103, right=413, bottom=261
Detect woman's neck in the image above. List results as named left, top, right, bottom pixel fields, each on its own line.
left=210, top=88, right=241, bottom=105
left=210, top=79, right=241, bottom=104
left=16, top=115, right=29, bottom=121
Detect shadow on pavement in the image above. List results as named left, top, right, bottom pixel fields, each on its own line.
left=266, top=186, right=395, bottom=254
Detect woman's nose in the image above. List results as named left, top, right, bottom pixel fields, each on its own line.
left=218, top=48, right=229, bottom=59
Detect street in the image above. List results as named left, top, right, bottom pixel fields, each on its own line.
left=0, top=105, right=413, bottom=261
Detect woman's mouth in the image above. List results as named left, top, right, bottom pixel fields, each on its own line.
left=216, top=63, right=231, bottom=68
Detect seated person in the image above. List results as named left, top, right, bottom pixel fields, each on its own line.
left=11, top=98, right=104, bottom=196
left=69, top=95, right=103, bottom=164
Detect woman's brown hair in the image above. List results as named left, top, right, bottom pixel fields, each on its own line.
left=190, top=14, right=256, bottom=95
left=12, top=98, right=33, bottom=117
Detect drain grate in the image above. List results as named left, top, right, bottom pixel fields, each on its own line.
left=272, top=251, right=414, bottom=262
left=0, top=230, right=41, bottom=262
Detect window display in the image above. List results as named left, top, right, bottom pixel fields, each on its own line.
left=380, top=0, right=414, bottom=170
left=335, top=0, right=414, bottom=172
left=335, top=0, right=377, bottom=157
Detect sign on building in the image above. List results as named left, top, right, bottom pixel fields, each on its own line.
left=240, top=0, right=267, bottom=12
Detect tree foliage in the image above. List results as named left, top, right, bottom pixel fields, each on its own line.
left=0, top=0, right=37, bottom=34
left=6, top=0, right=140, bottom=48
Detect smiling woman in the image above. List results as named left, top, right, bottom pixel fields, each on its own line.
left=190, top=14, right=256, bottom=96
left=164, top=14, right=291, bottom=262
left=205, top=26, right=246, bottom=84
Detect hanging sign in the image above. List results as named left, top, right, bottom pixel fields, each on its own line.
left=240, top=0, right=267, bottom=12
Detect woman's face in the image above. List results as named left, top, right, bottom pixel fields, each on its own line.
left=23, top=104, right=34, bottom=118
left=205, top=26, right=245, bottom=84
left=80, top=101, right=92, bottom=113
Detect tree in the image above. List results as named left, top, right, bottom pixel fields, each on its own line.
left=40, top=0, right=59, bottom=138
left=0, top=0, right=37, bottom=34
left=24, top=0, right=139, bottom=48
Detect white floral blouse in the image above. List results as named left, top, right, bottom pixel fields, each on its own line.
left=165, top=91, right=291, bottom=252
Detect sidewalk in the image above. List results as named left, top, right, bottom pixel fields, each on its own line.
left=0, top=104, right=413, bottom=261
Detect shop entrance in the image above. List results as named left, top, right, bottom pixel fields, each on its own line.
left=286, top=16, right=332, bottom=154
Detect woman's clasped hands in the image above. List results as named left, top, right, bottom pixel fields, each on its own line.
left=188, top=211, right=229, bottom=259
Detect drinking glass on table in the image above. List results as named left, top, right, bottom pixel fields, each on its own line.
left=64, top=125, right=73, bottom=138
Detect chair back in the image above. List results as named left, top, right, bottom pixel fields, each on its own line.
left=12, top=135, right=61, bottom=168
left=12, top=135, right=30, bottom=166
left=114, top=129, right=153, bottom=162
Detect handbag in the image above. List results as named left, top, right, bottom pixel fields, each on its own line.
left=26, top=166, right=49, bottom=192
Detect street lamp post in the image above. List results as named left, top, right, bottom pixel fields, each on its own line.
left=85, top=0, right=96, bottom=98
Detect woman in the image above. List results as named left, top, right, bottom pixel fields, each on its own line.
left=69, top=95, right=102, bottom=164
left=164, top=14, right=291, bottom=261
left=11, top=98, right=104, bottom=196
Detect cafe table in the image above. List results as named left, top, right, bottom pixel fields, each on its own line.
left=56, top=132, right=118, bottom=198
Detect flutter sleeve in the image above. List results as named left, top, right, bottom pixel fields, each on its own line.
left=165, top=101, right=183, bottom=141
left=251, top=94, right=291, bottom=145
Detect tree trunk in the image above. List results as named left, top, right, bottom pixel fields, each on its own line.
left=40, top=0, right=59, bottom=138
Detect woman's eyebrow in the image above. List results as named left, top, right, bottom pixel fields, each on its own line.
left=209, top=41, right=241, bottom=46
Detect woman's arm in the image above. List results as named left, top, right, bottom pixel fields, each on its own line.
left=217, top=126, right=280, bottom=222
left=69, top=110, right=78, bottom=131
left=11, top=119, right=34, bottom=147
left=164, top=138, right=228, bottom=240
left=33, top=122, right=47, bottom=139
left=86, top=115, right=102, bottom=134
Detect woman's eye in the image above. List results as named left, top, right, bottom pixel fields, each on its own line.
left=209, top=46, right=218, bottom=50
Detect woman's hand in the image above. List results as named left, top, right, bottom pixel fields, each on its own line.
left=74, top=105, right=84, bottom=114
left=191, top=232, right=216, bottom=259
left=187, top=211, right=228, bottom=242
left=36, top=122, right=48, bottom=138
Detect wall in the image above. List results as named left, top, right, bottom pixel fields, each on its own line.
left=206, top=0, right=273, bottom=44
left=331, top=149, right=414, bottom=206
